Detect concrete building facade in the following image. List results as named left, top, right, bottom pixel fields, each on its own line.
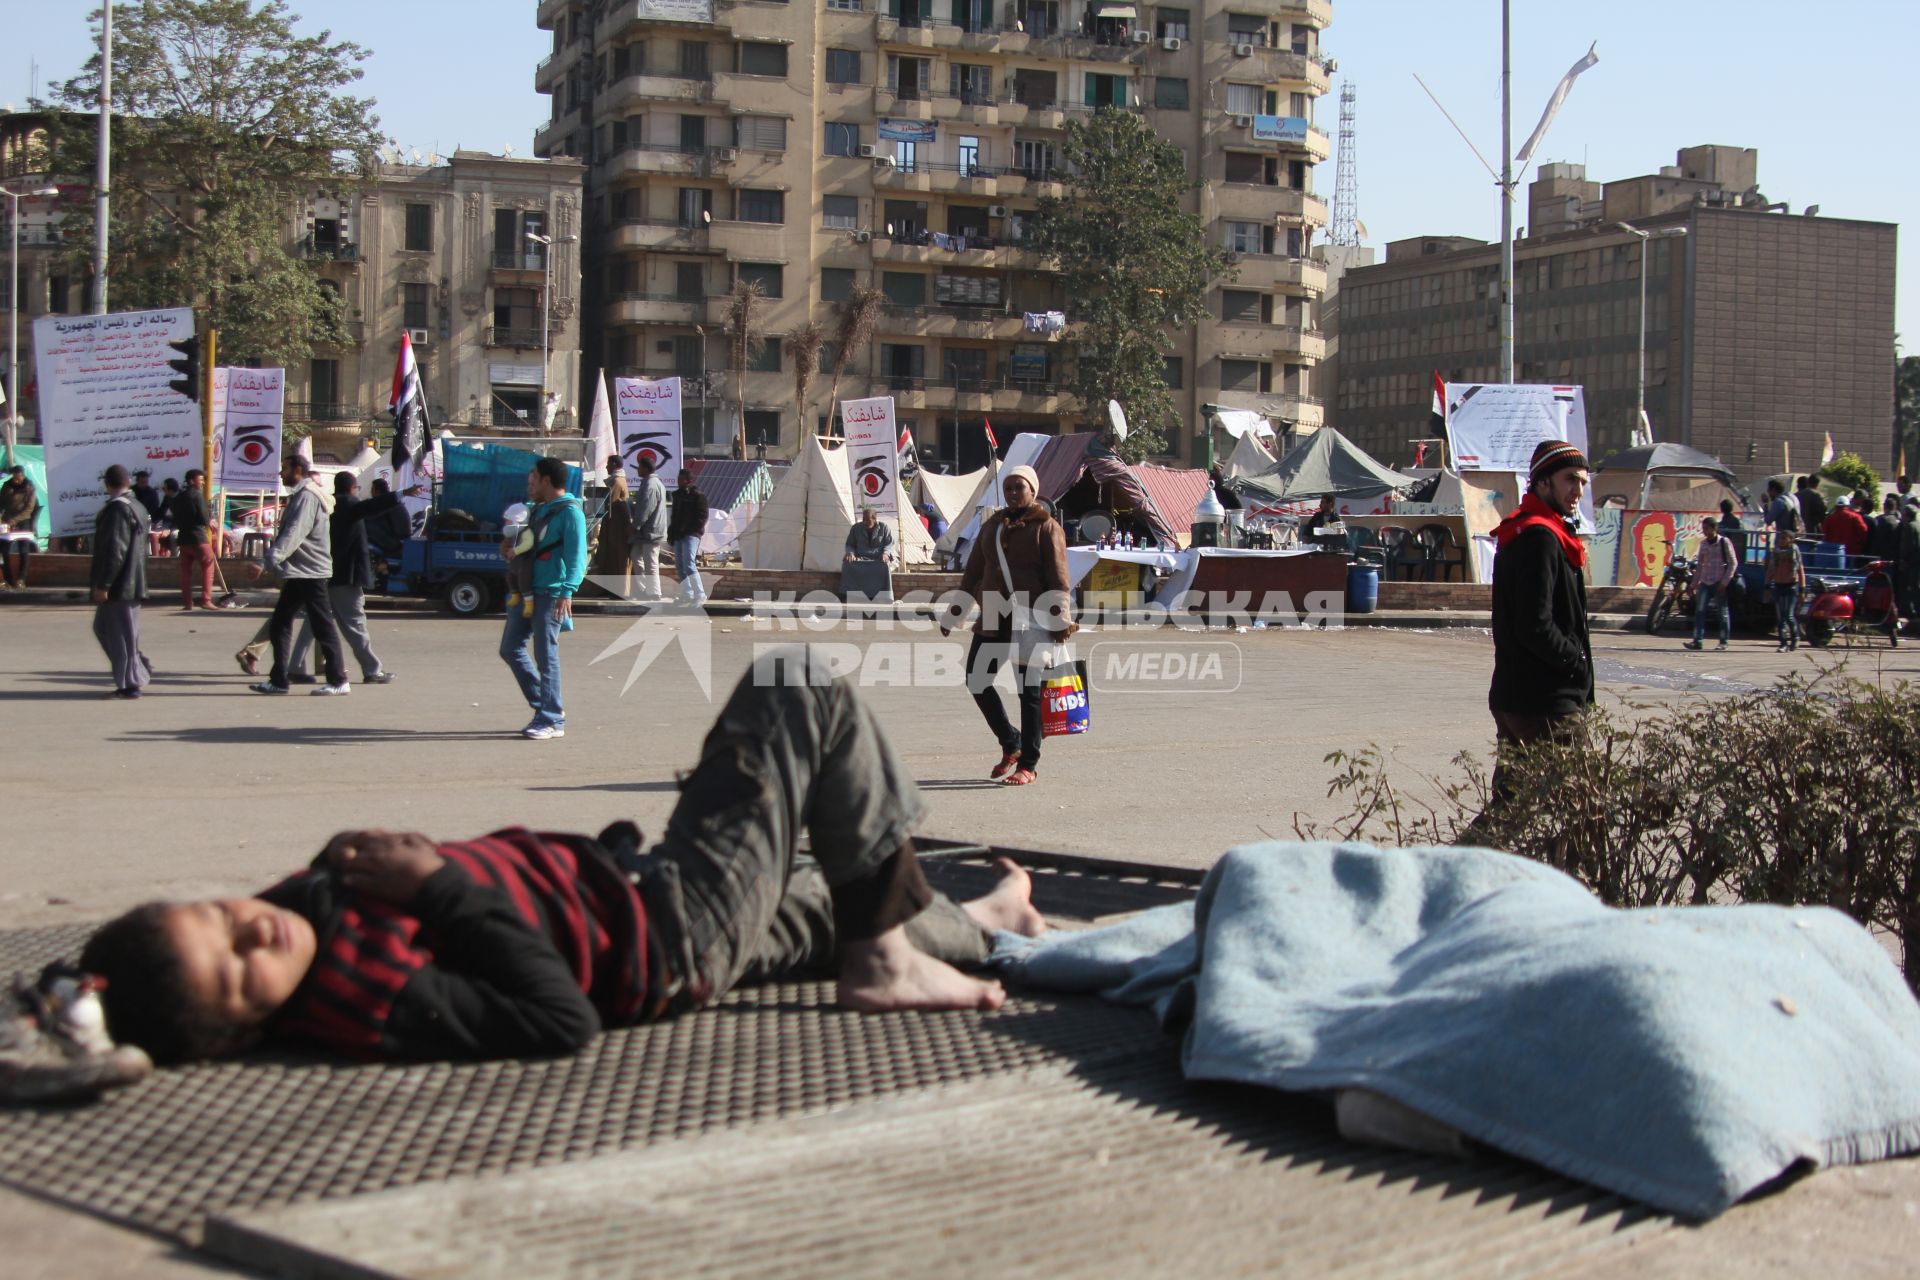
left=533, top=0, right=1334, bottom=467
left=1334, top=146, right=1898, bottom=483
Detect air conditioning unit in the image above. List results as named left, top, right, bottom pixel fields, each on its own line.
left=408, top=328, right=431, bottom=346
left=858, top=143, right=878, bottom=158
left=873, top=153, right=895, bottom=166
left=1231, top=114, right=1253, bottom=128
left=1223, top=250, right=1242, bottom=265
left=988, top=204, right=1008, bottom=218
left=1233, top=42, right=1255, bottom=57
left=854, top=229, right=872, bottom=243
left=1131, top=29, right=1150, bottom=44
left=710, top=146, right=737, bottom=162
left=1161, top=36, right=1182, bottom=51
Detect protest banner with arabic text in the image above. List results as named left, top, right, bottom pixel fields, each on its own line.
left=33, top=306, right=198, bottom=537
left=215, top=367, right=285, bottom=491
left=841, top=396, right=901, bottom=520
left=613, top=376, right=683, bottom=482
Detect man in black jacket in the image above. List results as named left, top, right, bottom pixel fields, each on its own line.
left=363, top=477, right=413, bottom=562
left=289, top=471, right=412, bottom=684
left=1476, top=440, right=1593, bottom=832
left=666, top=468, right=709, bottom=604
left=90, top=465, right=152, bottom=699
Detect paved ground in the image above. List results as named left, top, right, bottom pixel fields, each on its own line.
left=2, top=600, right=1917, bottom=1275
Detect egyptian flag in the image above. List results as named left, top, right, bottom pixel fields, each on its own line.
left=896, top=426, right=922, bottom=501
left=1431, top=373, right=1446, bottom=433
left=389, top=331, right=430, bottom=475
left=983, top=418, right=999, bottom=452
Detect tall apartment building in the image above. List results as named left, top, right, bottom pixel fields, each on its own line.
left=533, top=0, right=1333, bottom=468
left=1, top=111, right=584, bottom=448
left=1335, top=146, right=1898, bottom=483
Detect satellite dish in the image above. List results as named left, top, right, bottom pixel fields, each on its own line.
left=410, top=148, right=422, bottom=164
left=427, top=152, right=439, bottom=165
left=1106, top=399, right=1129, bottom=440
left=701, top=208, right=712, bottom=224
left=503, top=144, right=515, bottom=157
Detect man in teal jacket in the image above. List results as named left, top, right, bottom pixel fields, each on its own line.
left=499, top=456, right=587, bottom=740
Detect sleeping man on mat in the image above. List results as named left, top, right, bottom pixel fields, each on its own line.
left=79, top=647, right=1047, bottom=1064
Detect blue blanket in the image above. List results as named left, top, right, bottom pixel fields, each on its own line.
left=992, top=842, right=1920, bottom=1218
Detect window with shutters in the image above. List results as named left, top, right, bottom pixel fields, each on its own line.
left=739, top=43, right=787, bottom=77
left=402, top=283, right=430, bottom=331
left=824, top=122, right=860, bottom=156
left=1154, top=77, right=1188, bottom=110
left=888, top=56, right=932, bottom=98
left=825, top=48, right=861, bottom=84
left=737, top=262, right=783, bottom=297
left=737, top=189, right=785, bottom=223
left=1223, top=152, right=1266, bottom=184
left=1084, top=73, right=1127, bottom=108
left=882, top=272, right=926, bottom=307
left=1163, top=357, right=1183, bottom=389
left=820, top=269, right=855, bottom=302
left=1218, top=359, right=1271, bottom=392
left=1224, top=221, right=1261, bottom=254
left=1012, top=68, right=1056, bottom=108
left=823, top=195, right=858, bottom=229
left=1219, top=290, right=1268, bottom=323
left=679, top=41, right=710, bottom=78
left=1155, top=8, right=1189, bottom=39
left=735, top=115, right=786, bottom=152
left=1226, top=14, right=1266, bottom=43
left=675, top=262, right=706, bottom=300
left=950, top=64, right=992, bottom=104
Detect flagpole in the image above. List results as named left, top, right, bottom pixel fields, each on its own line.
left=1499, top=0, right=1515, bottom=385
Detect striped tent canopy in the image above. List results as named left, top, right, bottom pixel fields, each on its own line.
left=687, top=459, right=777, bottom=512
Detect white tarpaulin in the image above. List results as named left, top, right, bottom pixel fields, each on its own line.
left=34, top=307, right=198, bottom=536
left=737, top=437, right=937, bottom=571
left=1444, top=382, right=1589, bottom=476
left=1223, top=430, right=1277, bottom=480
left=917, top=466, right=990, bottom=526
left=1213, top=409, right=1276, bottom=440
left=935, top=431, right=1052, bottom=559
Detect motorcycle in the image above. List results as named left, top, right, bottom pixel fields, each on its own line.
left=1643, top=548, right=1695, bottom=633
left=1802, top=560, right=1900, bottom=648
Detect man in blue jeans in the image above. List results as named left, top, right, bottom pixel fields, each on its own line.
left=1685, top=515, right=1738, bottom=652
left=667, top=467, right=708, bottom=605
left=500, top=457, right=587, bottom=740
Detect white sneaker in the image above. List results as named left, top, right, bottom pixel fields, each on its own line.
left=312, top=682, right=351, bottom=696
left=522, top=723, right=565, bottom=740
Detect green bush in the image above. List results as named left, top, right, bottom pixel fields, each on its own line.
left=1820, top=451, right=1881, bottom=497
left=1297, top=672, right=1920, bottom=988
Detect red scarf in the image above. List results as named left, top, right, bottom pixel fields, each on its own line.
left=1494, top=493, right=1586, bottom=569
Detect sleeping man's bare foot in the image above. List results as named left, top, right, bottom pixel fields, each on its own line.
left=838, top=927, right=1006, bottom=1013
left=961, top=857, right=1048, bottom=939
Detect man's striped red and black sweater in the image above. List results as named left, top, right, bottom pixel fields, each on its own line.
left=256, top=827, right=650, bottom=1060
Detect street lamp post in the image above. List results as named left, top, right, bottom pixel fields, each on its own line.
left=1615, top=222, right=1688, bottom=447
left=5, top=185, right=61, bottom=459
left=524, top=229, right=576, bottom=434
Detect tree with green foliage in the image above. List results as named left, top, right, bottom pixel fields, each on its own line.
left=1819, top=450, right=1880, bottom=497
left=50, top=1, right=380, bottom=368
left=1025, top=111, right=1230, bottom=463
left=1895, top=353, right=1920, bottom=476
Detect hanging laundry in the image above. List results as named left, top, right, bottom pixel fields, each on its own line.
left=1023, top=310, right=1067, bottom=335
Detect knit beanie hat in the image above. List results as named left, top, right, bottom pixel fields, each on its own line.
left=1528, top=440, right=1588, bottom=486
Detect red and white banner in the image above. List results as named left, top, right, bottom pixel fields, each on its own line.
left=841, top=396, right=900, bottom=520
left=214, top=366, right=285, bottom=491
left=613, top=376, right=683, bottom=480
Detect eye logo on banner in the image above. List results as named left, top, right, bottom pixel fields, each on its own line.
left=853, top=451, right=893, bottom=500
left=623, top=429, right=676, bottom=472
left=612, top=376, right=683, bottom=481
left=231, top=423, right=275, bottom=467
left=215, top=366, right=287, bottom=492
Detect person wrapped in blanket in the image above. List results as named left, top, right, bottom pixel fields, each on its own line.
left=78, top=647, right=1045, bottom=1063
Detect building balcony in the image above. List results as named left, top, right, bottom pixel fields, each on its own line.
left=877, top=304, right=1026, bottom=341
left=868, top=373, right=1068, bottom=414
left=1214, top=184, right=1328, bottom=227
left=609, top=218, right=709, bottom=252
left=534, top=49, right=583, bottom=95
left=492, top=249, right=551, bottom=273
left=1208, top=320, right=1326, bottom=362
left=874, top=14, right=1022, bottom=53
left=533, top=112, right=578, bottom=158
left=536, top=0, right=576, bottom=31
left=1211, top=388, right=1324, bottom=429
left=293, top=239, right=359, bottom=263
left=1221, top=252, right=1327, bottom=294
left=1271, top=0, right=1334, bottom=28
left=600, top=142, right=709, bottom=178
left=872, top=87, right=935, bottom=120
left=929, top=92, right=1001, bottom=127
left=285, top=401, right=369, bottom=424
left=1215, top=115, right=1331, bottom=162
left=708, top=218, right=792, bottom=262
left=486, top=325, right=545, bottom=349
left=711, top=72, right=797, bottom=114
left=598, top=0, right=727, bottom=37
left=606, top=293, right=728, bottom=327
left=600, top=70, right=714, bottom=108
left=997, top=100, right=1068, bottom=131
left=1231, top=48, right=1332, bottom=94
left=876, top=160, right=1000, bottom=197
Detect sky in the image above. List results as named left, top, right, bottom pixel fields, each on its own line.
left=5, top=0, right=1914, bottom=345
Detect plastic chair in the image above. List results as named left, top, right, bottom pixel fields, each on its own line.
left=1417, top=524, right=1468, bottom=582
left=1374, top=525, right=1415, bottom=580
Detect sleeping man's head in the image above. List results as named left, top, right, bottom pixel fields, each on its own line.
left=79, top=896, right=317, bottom=1063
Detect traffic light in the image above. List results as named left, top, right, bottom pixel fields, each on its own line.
left=166, top=335, right=200, bottom=402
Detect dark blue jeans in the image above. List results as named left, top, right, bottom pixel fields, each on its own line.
left=1692, top=583, right=1730, bottom=645
left=1772, top=584, right=1800, bottom=645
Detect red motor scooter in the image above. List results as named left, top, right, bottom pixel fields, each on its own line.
left=1801, top=560, right=1900, bottom=648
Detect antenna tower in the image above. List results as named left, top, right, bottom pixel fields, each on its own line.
left=1330, top=81, right=1360, bottom=246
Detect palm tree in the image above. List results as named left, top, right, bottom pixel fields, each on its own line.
left=823, top=285, right=884, bottom=436
left=724, top=278, right=766, bottom=459
left=784, top=320, right=826, bottom=442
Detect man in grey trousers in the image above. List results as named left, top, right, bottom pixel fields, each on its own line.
left=290, top=471, right=414, bottom=684
left=249, top=454, right=350, bottom=695
left=629, top=455, right=669, bottom=601
left=89, top=465, right=151, bottom=699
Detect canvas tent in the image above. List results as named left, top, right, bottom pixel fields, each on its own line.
left=736, top=436, right=937, bottom=571
left=689, top=459, right=776, bottom=512
left=936, top=431, right=1052, bottom=559
left=917, top=466, right=990, bottom=527
left=1030, top=433, right=1179, bottom=545
left=1132, top=464, right=1214, bottom=543
left=1230, top=428, right=1419, bottom=505
left=1592, top=443, right=1738, bottom=512
left=1222, top=430, right=1277, bottom=480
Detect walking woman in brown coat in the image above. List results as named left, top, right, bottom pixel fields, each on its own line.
left=946, top=465, right=1076, bottom=786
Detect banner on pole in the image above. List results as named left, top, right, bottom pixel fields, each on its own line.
left=33, top=307, right=198, bottom=537
left=613, top=376, right=683, bottom=480
left=1444, top=381, right=1594, bottom=525
left=215, top=367, right=285, bottom=491
left=841, top=396, right=901, bottom=519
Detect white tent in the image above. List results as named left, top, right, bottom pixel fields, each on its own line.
left=1223, top=430, right=1277, bottom=480
left=737, top=437, right=937, bottom=571
left=935, top=432, right=1052, bottom=559
left=918, top=466, right=990, bottom=526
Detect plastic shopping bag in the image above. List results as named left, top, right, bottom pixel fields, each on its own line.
left=1041, top=663, right=1091, bottom=737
